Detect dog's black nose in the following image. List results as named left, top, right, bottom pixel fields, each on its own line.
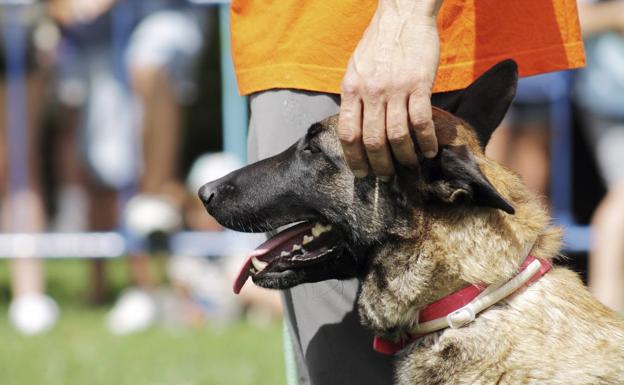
left=199, top=180, right=236, bottom=212
left=198, top=183, right=217, bottom=208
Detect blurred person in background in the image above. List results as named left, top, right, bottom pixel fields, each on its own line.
left=0, top=5, right=60, bottom=335
left=575, top=0, right=624, bottom=313
left=48, top=0, right=205, bottom=332
left=486, top=72, right=569, bottom=209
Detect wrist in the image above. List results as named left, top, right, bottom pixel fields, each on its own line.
left=377, top=0, right=444, bottom=19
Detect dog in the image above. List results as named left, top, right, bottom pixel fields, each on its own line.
left=199, top=60, right=624, bottom=384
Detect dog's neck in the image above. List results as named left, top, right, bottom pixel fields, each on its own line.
left=373, top=251, right=553, bottom=354
left=357, top=161, right=562, bottom=338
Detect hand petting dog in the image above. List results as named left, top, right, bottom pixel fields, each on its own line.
left=339, top=0, right=444, bottom=180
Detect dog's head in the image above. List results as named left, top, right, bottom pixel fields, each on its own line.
left=199, top=60, right=519, bottom=293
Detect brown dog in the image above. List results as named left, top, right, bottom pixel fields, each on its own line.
left=200, top=60, right=624, bottom=384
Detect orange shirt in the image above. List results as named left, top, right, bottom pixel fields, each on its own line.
left=231, top=0, right=585, bottom=96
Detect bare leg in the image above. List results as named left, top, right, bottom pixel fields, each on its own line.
left=131, top=65, right=183, bottom=197
left=486, top=121, right=550, bottom=207
left=87, top=185, right=119, bottom=303
left=128, top=65, right=184, bottom=290
left=0, top=75, right=47, bottom=296
left=53, top=107, right=90, bottom=232
left=55, top=108, right=85, bottom=189
left=485, top=121, right=512, bottom=164
left=105, top=64, right=184, bottom=334
left=507, top=125, right=550, bottom=205
left=52, top=106, right=107, bottom=303
left=589, top=183, right=624, bottom=312
left=1, top=72, right=58, bottom=334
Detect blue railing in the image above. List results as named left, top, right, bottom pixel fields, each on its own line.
left=548, top=72, right=591, bottom=252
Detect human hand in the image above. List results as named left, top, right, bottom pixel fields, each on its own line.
left=338, top=0, right=442, bottom=179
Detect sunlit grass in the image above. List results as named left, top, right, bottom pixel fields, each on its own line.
left=0, top=259, right=285, bottom=385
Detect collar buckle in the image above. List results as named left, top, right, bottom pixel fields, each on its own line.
left=446, top=305, right=476, bottom=329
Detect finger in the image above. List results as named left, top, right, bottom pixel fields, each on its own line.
left=408, top=90, right=438, bottom=158
left=386, top=95, right=418, bottom=167
left=338, top=94, right=369, bottom=178
left=362, top=97, right=395, bottom=180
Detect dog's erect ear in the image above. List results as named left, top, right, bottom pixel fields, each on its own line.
left=432, top=60, right=518, bottom=148
left=422, top=145, right=515, bottom=214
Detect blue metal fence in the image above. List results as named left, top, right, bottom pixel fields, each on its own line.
left=548, top=72, right=591, bottom=252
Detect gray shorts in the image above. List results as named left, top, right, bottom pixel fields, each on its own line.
left=247, top=90, right=395, bottom=385
left=581, top=110, right=624, bottom=188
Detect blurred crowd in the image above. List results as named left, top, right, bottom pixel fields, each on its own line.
left=0, top=0, right=623, bottom=336
left=0, top=0, right=281, bottom=336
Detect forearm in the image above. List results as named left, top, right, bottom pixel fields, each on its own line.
left=578, top=1, right=624, bottom=37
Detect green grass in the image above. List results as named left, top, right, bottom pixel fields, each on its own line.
left=0, top=259, right=286, bottom=385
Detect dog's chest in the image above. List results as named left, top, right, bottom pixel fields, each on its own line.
left=393, top=333, right=510, bottom=385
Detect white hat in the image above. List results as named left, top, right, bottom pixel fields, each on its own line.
left=186, top=152, right=243, bottom=194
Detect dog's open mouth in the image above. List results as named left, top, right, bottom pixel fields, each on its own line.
left=233, top=221, right=344, bottom=293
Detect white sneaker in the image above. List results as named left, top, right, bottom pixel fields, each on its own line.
left=9, top=294, right=59, bottom=335
left=123, top=195, right=182, bottom=237
left=106, top=288, right=158, bottom=335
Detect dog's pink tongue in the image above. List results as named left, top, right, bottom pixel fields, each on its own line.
left=233, top=222, right=312, bottom=294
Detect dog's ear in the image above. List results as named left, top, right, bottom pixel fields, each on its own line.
left=422, top=145, right=515, bottom=214
left=432, top=60, right=518, bottom=149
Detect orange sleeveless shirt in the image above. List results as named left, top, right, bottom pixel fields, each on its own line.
left=231, top=0, right=585, bottom=95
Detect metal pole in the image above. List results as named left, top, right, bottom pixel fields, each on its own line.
left=549, top=71, right=573, bottom=224
left=218, top=4, right=248, bottom=163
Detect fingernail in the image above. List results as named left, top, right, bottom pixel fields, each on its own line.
left=424, top=151, right=437, bottom=159
left=353, top=170, right=368, bottom=178
left=379, top=176, right=392, bottom=183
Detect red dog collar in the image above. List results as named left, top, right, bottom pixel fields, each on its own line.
left=373, top=255, right=553, bottom=355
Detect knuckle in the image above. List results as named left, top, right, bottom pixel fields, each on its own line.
left=337, top=126, right=360, bottom=145
left=341, top=79, right=359, bottom=97
left=411, top=116, right=432, bottom=130
left=339, top=103, right=358, bottom=118
left=407, top=74, right=429, bottom=87
left=409, top=86, right=432, bottom=101
left=387, top=130, right=410, bottom=145
left=362, top=136, right=386, bottom=152
left=363, top=80, right=385, bottom=99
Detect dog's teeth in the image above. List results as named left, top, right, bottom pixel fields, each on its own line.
left=311, top=223, right=333, bottom=237
left=311, top=223, right=324, bottom=237
left=251, top=256, right=268, bottom=272
left=303, top=235, right=314, bottom=245
left=292, top=244, right=301, bottom=251
left=280, top=251, right=290, bottom=257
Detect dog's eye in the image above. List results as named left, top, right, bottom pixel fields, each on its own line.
left=302, top=143, right=321, bottom=154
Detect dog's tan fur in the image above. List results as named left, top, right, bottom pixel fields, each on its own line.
left=351, top=109, right=624, bottom=385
